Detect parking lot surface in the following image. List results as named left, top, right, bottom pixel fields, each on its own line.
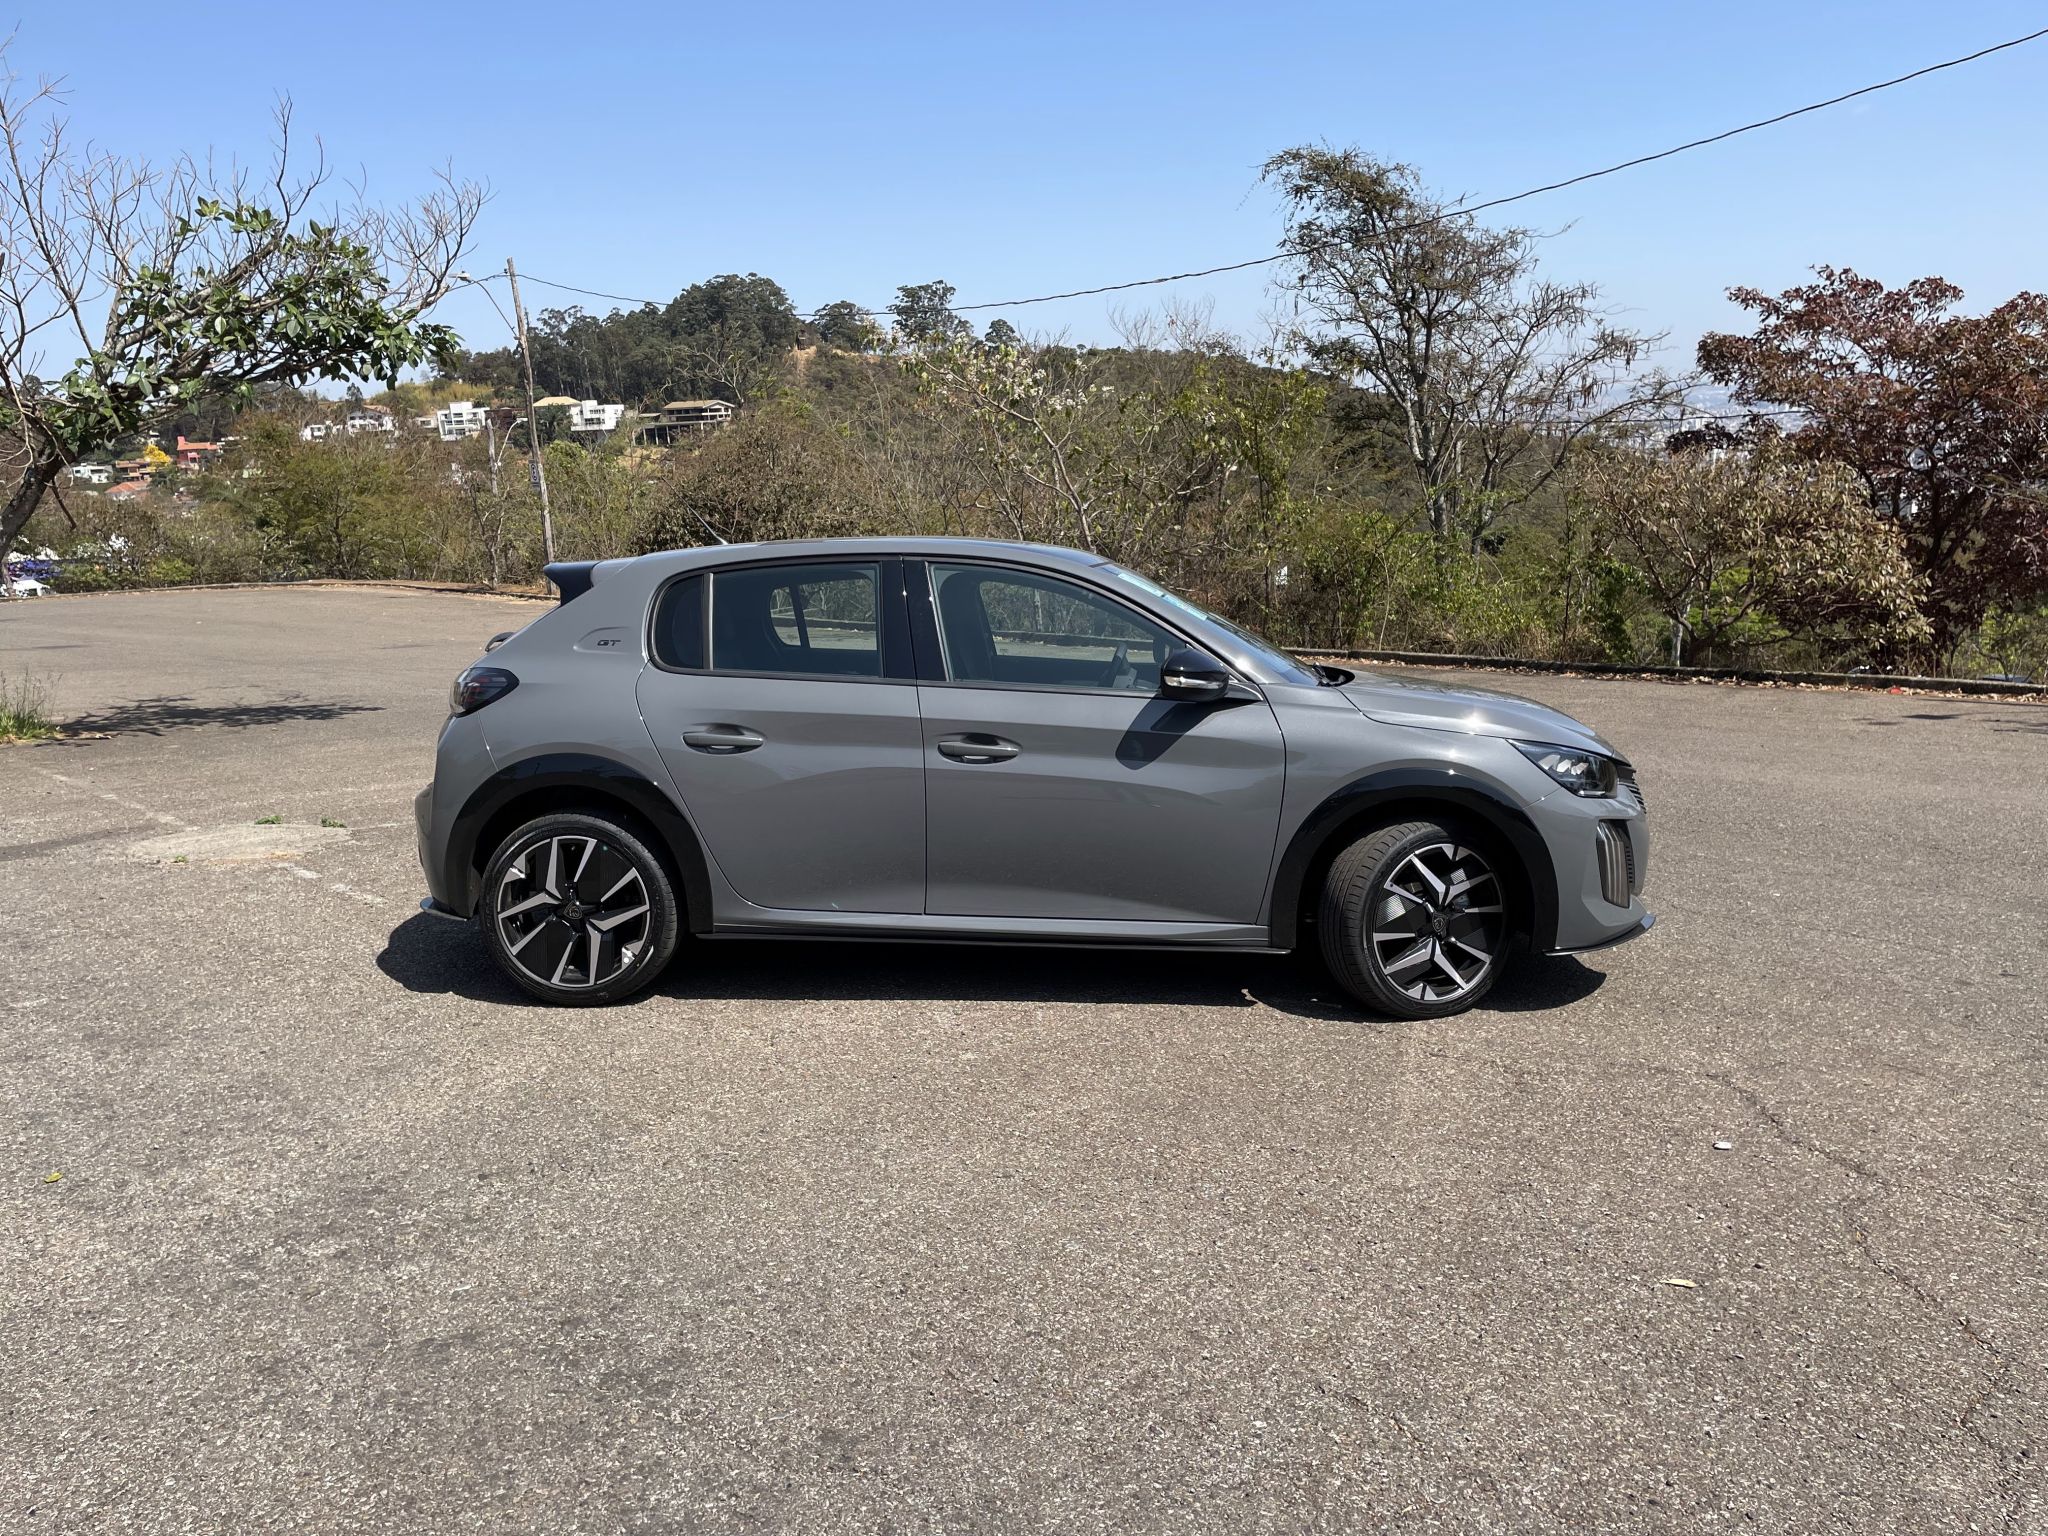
left=4, top=585, right=2045, bottom=1534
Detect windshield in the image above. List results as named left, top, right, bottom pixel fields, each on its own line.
left=1098, top=564, right=1322, bottom=686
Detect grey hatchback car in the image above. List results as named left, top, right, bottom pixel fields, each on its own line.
left=416, top=538, right=1652, bottom=1015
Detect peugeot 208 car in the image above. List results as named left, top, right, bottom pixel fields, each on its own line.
left=416, top=539, right=1652, bottom=1015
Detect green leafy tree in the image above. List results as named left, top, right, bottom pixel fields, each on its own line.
left=982, top=317, right=1022, bottom=352
left=1574, top=438, right=1929, bottom=665
left=1263, top=146, right=1671, bottom=552
left=661, top=273, right=799, bottom=404
left=0, top=57, right=483, bottom=561
left=813, top=300, right=881, bottom=353
left=640, top=402, right=884, bottom=549
left=216, top=417, right=399, bottom=577
left=902, top=311, right=1326, bottom=593
left=890, top=280, right=972, bottom=345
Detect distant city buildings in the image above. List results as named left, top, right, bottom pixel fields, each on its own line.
left=66, top=390, right=701, bottom=505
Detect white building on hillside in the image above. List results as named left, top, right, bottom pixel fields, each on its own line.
left=346, top=406, right=396, bottom=435
left=436, top=401, right=490, bottom=441
left=567, top=400, right=626, bottom=434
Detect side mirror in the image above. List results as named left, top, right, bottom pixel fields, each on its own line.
left=1160, top=646, right=1232, bottom=701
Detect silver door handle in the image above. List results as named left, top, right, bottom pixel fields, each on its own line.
left=936, top=734, right=1019, bottom=763
left=682, top=725, right=764, bottom=753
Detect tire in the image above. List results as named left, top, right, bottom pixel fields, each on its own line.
left=478, top=811, right=680, bottom=1006
left=1317, top=818, right=1512, bottom=1019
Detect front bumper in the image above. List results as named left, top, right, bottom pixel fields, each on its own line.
left=1517, top=764, right=1653, bottom=952
left=1548, top=910, right=1654, bottom=956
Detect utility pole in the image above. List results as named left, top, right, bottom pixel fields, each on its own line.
left=505, top=257, right=557, bottom=566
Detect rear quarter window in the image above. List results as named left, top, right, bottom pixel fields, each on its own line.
left=651, top=575, right=706, bottom=669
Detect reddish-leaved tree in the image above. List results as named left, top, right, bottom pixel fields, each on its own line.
left=1698, top=268, right=2048, bottom=656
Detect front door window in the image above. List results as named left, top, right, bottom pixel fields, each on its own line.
left=928, top=563, right=1174, bottom=693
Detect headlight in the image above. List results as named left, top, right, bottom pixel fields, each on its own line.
left=449, top=665, right=518, bottom=716
left=1513, top=740, right=1619, bottom=797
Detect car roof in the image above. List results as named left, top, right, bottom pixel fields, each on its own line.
left=627, top=537, right=1108, bottom=576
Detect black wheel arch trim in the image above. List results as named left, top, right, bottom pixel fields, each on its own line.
left=1266, top=768, right=1560, bottom=950
left=442, top=752, right=715, bottom=932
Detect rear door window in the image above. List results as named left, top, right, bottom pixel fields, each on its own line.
left=710, top=563, right=881, bottom=678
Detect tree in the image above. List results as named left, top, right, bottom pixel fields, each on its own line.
left=660, top=273, right=799, bottom=404
left=983, top=317, right=1022, bottom=352
left=1263, top=147, right=1668, bottom=551
left=640, top=401, right=884, bottom=550
left=890, top=280, right=971, bottom=346
left=813, top=300, right=880, bottom=353
left=901, top=310, right=1327, bottom=597
left=0, top=55, right=483, bottom=561
left=217, top=416, right=398, bottom=578
left=1698, top=268, right=2048, bottom=654
left=1573, top=437, right=1928, bottom=665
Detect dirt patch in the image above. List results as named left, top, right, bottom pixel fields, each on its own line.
left=126, top=822, right=352, bottom=864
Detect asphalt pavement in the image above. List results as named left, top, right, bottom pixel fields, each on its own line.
left=3, top=585, right=2044, bottom=1534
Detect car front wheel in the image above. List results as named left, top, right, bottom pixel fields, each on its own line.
left=479, top=811, right=680, bottom=1005
left=1318, top=818, right=1510, bottom=1018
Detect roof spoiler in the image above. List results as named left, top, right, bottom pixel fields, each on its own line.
left=543, top=561, right=599, bottom=604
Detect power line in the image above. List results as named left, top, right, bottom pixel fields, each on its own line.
left=492, top=23, right=2048, bottom=322
left=949, top=23, right=2048, bottom=313
left=459, top=275, right=520, bottom=338
left=504, top=273, right=660, bottom=309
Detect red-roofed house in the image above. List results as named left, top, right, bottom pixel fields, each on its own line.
left=175, top=436, right=223, bottom=472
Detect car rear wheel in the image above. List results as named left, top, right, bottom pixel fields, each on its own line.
left=1318, top=818, right=1510, bottom=1019
left=479, top=811, right=680, bottom=1006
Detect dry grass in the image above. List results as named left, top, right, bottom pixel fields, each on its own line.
left=0, top=672, right=58, bottom=742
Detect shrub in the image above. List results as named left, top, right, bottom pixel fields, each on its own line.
left=0, top=673, right=57, bottom=741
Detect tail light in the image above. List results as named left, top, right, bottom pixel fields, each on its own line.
left=450, top=665, right=518, bottom=716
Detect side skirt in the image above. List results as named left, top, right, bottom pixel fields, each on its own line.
left=706, top=909, right=1287, bottom=953
left=707, top=930, right=1291, bottom=955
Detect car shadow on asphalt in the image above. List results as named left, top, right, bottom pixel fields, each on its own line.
left=376, top=913, right=1605, bottom=1022
left=52, top=693, right=384, bottom=738
left=1859, top=709, right=2048, bottom=734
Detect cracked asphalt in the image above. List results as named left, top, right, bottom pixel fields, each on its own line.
left=3, top=585, right=2045, bottom=1534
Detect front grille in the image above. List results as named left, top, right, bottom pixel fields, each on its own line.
left=1596, top=822, right=1633, bottom=907
left=1617, top=764, right=1646, bottom=813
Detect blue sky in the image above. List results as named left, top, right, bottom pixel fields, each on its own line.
left=13, top=2, right=2047, bottom=375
